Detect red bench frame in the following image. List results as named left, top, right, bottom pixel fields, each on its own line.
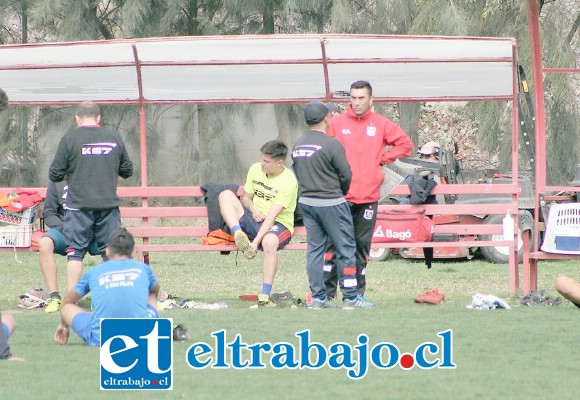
left=0, top=182, right=520, bottom=294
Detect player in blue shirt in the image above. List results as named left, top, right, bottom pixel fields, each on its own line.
left=54, top=228, right=160, bottom=347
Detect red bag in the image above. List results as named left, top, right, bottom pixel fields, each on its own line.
left=372, top=209, right=434, bottom=243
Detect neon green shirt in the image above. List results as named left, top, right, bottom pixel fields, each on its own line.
left=244, top=163, right=298, bottom=233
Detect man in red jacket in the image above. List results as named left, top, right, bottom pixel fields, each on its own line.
left=325, top=80, right=413, bottom=301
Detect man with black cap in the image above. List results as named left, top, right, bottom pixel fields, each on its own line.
left=292, top=101, right=374, bottom=309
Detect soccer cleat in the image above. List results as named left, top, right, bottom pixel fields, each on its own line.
left=250, top=294, right=277, bottom=308
left=342, top=294, right=375, bottom=309
left=27, top=288, right=49, bottom=300
left=414, top=288, right=445, bottom=305
left=309, top=296, right=337, bottom=309
left=173, top=324, right=190, bottom=342
left=18, top=293, right=45, bottom=310
left=44, top=297, right=62, bottom=313
left=157, top=290, right=169, bottom=302
left=234, top=230, right=256, bottom=259
left=157, top=298, right=179, bottom=310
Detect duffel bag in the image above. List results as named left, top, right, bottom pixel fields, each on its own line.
left=372, top=209, right=434, bottom=243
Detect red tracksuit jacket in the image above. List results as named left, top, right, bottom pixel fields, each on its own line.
left=327, top=105, right=413, bottom=204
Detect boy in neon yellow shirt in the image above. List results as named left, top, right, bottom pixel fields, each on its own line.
left=219, top=140, right=298, bottom=308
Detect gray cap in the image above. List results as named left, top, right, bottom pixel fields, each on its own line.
left=304, top=101, right=335, bottom=125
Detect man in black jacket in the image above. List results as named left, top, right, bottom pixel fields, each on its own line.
left=49, top=101, right=133, bottom=293
left=39, top=181, right=99, bottom=313
left=292, top=101, right=374, bottom=309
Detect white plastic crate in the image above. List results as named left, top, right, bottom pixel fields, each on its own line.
left=0, top=224, right=34, bottom=247
left=541, top=203, right=580, bottom=254
left=0, top=204, right=39, bottom=225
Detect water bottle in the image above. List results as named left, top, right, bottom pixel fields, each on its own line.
left=503, top=211, right=514, bottom=240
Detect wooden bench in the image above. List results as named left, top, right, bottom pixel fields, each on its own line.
left=115, top=184, right=520, bottom=294
left=0, top=183, right=521, bottom=294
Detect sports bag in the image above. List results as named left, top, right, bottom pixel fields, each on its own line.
left=202, top=229, right=235, bottom=245
left=372, top=209, right=434, bottom=243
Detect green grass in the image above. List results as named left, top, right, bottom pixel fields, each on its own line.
left=1, top=250, right=579, bottom=399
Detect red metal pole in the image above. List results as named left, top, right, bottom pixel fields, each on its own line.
left=319, top=38, right=331, bottom=101
left=132, top=43, right=150, bottom=263
left=526, top=0, right=546, bottom=252
left=132, top=43, right=148, bottom=187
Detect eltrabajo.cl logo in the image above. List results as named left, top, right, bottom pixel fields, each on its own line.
left=100, top=318, right=173, bottom=390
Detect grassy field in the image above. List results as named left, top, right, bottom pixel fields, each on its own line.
left=1, top=250, right=579, bottom=399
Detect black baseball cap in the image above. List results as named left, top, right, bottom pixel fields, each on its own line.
left=304, top=101, right=336, bottom=125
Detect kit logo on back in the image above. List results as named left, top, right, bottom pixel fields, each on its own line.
left=82, top=142, right=117, bottom=156
left=100, top=318, right=173, bottom=390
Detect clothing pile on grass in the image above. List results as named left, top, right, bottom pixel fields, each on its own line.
left=466, top=293, right=511, bottom=310
left=244, top=292, right=307, bottom=308
left=157, top=290, right=229, bottom=310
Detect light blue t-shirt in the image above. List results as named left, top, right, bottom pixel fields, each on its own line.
left=75, top=258, right=158, bottom=344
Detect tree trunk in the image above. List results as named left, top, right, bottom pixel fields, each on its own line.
left=21, top=0, right=27, bottom=43
left=567, top=12, right=580, bottom=44
left=398, top=102, right=421, bottom=150
left=188, top=0, right=199, bottom=36
left=262, top=2, right=275, bottom=34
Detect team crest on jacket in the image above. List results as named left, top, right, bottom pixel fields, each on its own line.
left=363, top=209, right=374, bottom=220
left=366, top=126, right=376, bottom=137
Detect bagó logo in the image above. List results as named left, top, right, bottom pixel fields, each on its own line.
left=100, top=318, right=173, bottom=390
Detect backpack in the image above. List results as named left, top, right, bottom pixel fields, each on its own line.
left=202, top=229, right=235, bottom=246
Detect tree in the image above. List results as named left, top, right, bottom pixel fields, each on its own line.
left=1, top=0, right=578, bottom=186
left=315, top=0, right=579, bottom=183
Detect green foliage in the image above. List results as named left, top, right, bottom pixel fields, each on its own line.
left=546, top=100, right=579, bottom=184
left=410, top=0, right=471, bottom=36
left=176, top=104, right=245, bottom=185
left=29, top=0, right=111, bottom=41
left=0, top=0, right=578, bottom=186
left=0, top=107, right=40, bottom=186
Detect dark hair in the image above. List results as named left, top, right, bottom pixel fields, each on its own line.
left=260, top=140, right=288, bottom=161
left=75, top=101, right=100, bottom=118
left=107, top=228, right=135, bottom=257
left=350, top=80, right=373, bottom=96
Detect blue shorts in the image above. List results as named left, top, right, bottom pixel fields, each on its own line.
left=43, top=228, right=99, bottom=257
left=71, top=312, right=98, bottom=347
left=239, top=212, right=292, bottom=250
left=2, top=323, right=9, bottom=339
left=71, top=307, right=158, bottom=347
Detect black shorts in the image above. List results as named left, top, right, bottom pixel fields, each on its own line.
left=63, top=208, right=121, bottom=261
